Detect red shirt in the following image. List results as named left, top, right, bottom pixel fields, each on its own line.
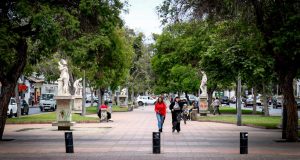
left=99, top=104, right=108, bottom=109
left=154, top=102, right=167, bottom=116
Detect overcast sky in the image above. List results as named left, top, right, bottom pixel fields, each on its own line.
left=121, top=0, right=163, bottom=40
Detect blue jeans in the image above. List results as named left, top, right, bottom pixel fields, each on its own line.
left=156, top=113, right=165, bottom=129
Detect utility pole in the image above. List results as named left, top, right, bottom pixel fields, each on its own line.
left=15, top=80, right=21, bottom=118
left=81, top=70, right=86, bottom=116
left=237, top=75, right=242, bottom=126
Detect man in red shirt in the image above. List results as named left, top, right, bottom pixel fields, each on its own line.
left=154, top=96, right=166, bottom=132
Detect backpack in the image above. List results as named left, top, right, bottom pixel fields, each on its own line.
left=173, top=102, right=180, bottom=110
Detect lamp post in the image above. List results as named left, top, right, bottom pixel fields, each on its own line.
left=81, top=70, right=86, bottom=116
left=16, top=77, right=23, bottom=118
left=237, top=75, right=242, bottom=126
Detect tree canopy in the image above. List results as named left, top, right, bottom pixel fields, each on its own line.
left=0, top=0, right=130, bottom=139
left=157, top=0, right=300, bottom=141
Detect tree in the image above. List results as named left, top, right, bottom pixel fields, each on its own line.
left=158, top=0, right=300, bottom=141
left=0, top=0, right=126, bottom=140
left=152, top=23, right=203, bottom=95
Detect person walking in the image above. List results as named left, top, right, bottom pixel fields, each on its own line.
left=154, top=96, right=166, bottom=132
left=213, top=97, right=221, bottom=115
left=169, top=97, right=183, bottom=133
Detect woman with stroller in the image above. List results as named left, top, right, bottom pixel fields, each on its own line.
left=169, top=97, right=183, bottom=133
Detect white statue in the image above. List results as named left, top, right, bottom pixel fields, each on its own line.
left=73, top=78, right=82, bottom=96
left=200, top=71, right=207, bottom=97
left=120, top=88, right=126, bottom=96
left=58, top=59, right=70, bottom=95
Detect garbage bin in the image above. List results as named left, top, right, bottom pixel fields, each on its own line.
left=153, top=132, right=160, bottom=154
left=240, top=132, right=248, bottom=154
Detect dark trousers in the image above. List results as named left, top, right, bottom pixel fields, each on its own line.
left=97, top=110, right=111, bottom=120
left=171, top=111, right=181, bottom=131
left=213, top=106, right=221, bottom=115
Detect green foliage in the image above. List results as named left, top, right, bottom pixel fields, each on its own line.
left=219, top=107, right=262, bottom=114
left=152, top=22, right=203, bottom=94
left=198, top=115, right=288, bottom=129
left=6, top=113, right=98, bottom=124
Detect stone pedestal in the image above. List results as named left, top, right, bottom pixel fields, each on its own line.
left=191, top=109, right=198, bottom=121
left=119, top=95, right=128, bottom=107
left=72, top=95, right=82, bottom=113
left=52, top=96, right=76, bottom=130
left=199, top=96, right=209, bottom=116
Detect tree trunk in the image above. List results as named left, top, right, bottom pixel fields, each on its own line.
left=111, top=90, right=116, bottom=105
left=69, top=72, right=75, bottom=95
left=185, top=92, right=190, bottom=105
left=97, top=89, right=101, bottom=107
left=281, top=72, right=298, bottom=142
left=15, top=83, right=21, bottom=118
left=253, top=87, right=257, bottom=115
left=262, top=84, right=269, bottom=116
left=131, top=88, right=134, bottom=104
left=0, top=38, right=28, bottom=140
left=90, top=88, right=94, bottom=107
left=207, top=85, right=216, bottom=113
left=0, top=83, right=17, bottom=140
left=207, top=90, right=213, bottom=113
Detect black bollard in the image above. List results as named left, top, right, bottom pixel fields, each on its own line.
left=152, top=132, right=161, bottom=154
left=65, top=132, right=74, bottom=153
left=240, top=132, right=248, bottom=154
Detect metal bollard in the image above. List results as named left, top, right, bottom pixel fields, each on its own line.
left=240, top=132, right=248, bottom=154
left=153, top=132, right=161, bottom=154
left=65, top=132, right=74, bottom=153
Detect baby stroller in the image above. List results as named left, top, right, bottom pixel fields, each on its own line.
left=182, top=104, right=190, bottom=124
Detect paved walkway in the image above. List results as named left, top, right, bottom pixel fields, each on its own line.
left=0, top=105, right=299, bottom=160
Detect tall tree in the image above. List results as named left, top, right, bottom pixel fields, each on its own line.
left=0, top=0, right=126, bottom=139
left=158, top=0, right=300, bottom=141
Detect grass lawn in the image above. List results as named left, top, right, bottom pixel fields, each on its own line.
left=219, top=106, right=262, bottom=114
left=86, top=105, right=128, bottom=114
left=198, top=115, right=300, bottom=129
left=7, top=112, right=98, bottom=124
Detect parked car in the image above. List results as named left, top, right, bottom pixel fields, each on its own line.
left=229, top=96, right=236, bottom=103
left=7, top=97, right=17, bottom=118
left=244, top=95, right=263, bottom=106
left=136, top=96, right=156, bottom=106
left=21, top=99, right=29, bottom=115
left=86, top=94, right=98, bottom=103
left=180, top=94, right=198, bottom=103
left=274, top=96, right=300, bottom=109
left=220, top=96, right=230, bottom=105
left=39, top=93, right=56, bottom=112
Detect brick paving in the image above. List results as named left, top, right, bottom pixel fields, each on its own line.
left=0, top=105, right=300, bottom=160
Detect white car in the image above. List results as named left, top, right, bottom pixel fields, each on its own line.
left=7, top=98, right=17, bottom=118
left=39, top=93, right=56, bottom=111
left=180, top=94, right=198, bottom=102
left=136, top=96, right=156, bottom=106
left=86, top=94, right=98, bottom=103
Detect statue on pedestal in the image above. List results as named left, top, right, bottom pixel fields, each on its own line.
left=73, top=78, right=82, bottom=96
left=120, top=88, right=127, bottom=96
left=200, top=71, right=207, bottom=97
left=58, top=59, right=70, bottom=96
